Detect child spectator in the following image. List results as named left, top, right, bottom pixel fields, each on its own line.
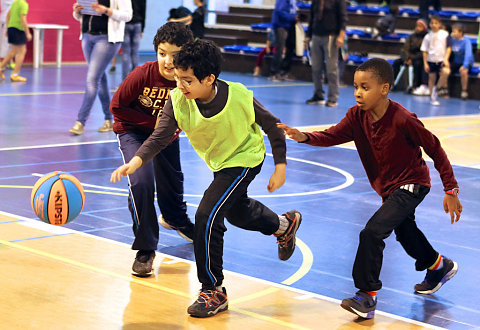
left=253, top=29, right=276, bottom=76
left=0, top=0, right=31, bottom=82
left=420, top=15, right=452, bottom=106
left=392, top=19, right=428, bottom=93
left=373, top=5, right=399, bottom=38
left=278, top=58, right=461, bottom=320
left=449, top=23, right=474, bottom=100
left=111, top=39, right=302, bottom=318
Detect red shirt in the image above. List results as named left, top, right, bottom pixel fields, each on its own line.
left=303, top=100, right=458, bottom=198
left=110, top=61, right=176, bottom=134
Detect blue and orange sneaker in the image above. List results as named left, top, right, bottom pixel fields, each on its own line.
left=188, top=287, right=228, bottom=317
left=341, top=291, right=377, bottom=319
left=276, top=210, right=302, bottom=261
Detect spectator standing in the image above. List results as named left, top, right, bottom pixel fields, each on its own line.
left=419, top=0, right=442, bottom=23
left=69, top=0, right=132, bottom=135
left=420, top=15, right=451, bottom=106
left=0, top=0, right=31, bottom=82
left=0, top=0, right=14, bottom=69
left=190, top=0, right=205, bottom=39
left=305, top=0, right=347, bottom=107
left=122, top=0, right=146, bottom=80
left=449, top=23, right=473, bottom=100
left=269, top=0, right=297, bottom=81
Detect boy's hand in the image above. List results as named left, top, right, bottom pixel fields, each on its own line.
left=110, top=156, right=143, bottom=183
left=267, top=163, right=286, bottom=193
left=26, top=31, right=32, bottom=42
left=276, top=123, right=308, bottom=142
left=443, top=194, right=462, bottom=224
left=424, top=63, right=430, bottom=73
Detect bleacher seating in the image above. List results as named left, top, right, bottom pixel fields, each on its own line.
left=204, top=1, right=480, bottom=99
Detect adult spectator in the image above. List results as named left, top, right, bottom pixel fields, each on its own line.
left=419, top=0, right=442, bottom=23
left=122, top=0, right=146, bottom=80
left=69, top=0, right=132, bottom=135
left=269, top=0, right=297, bottom=81
left=305, top=0, right=347, bottom=107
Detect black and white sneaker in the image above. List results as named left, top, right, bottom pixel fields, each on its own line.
left=414, top=256, right=458, bottom=294
left=159, top=215, right=194, bottom=242
left=341, top=291, right=377, bottom=319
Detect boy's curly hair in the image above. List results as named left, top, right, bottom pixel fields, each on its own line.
left=153, top=22, right=194, bottom=53
left=356, top=58, right=394, bottom=89
left=173, top=39, right=223, bottom=81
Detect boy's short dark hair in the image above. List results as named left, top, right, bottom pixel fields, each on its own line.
left=153, top=22, right=194, bottom=53
left=356, top=58, right=394, bottom=89
left=173, top=39, right=223, bottom=81
left=430, top=15, right=442, bottom=24
left=452, top=23, right=465, bottom=35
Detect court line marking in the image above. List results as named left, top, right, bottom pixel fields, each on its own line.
left=0, top=210, right=445, bottom=329
left=4, top=178, right=315, bottom=287
left=0, top=83, right=314, bottom=98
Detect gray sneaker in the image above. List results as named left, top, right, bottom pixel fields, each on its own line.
left=341, top=291, right=377, bottom=319
left=159, top=215, right=194, bottom=242
left=132, top=250, right=155, bottom=277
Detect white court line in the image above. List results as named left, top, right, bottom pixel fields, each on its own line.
left=0, top=140, right=117, bottom=151
left=0, top=210, right=447, bottom=330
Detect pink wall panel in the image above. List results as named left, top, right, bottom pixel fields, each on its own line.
left=25, top=0, right=84, bottom=63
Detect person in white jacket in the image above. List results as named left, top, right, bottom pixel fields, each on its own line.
left=70, top=0, right=132, bottom=135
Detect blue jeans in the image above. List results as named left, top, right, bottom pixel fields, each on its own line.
left=122, top=23, right=142, bottom=80
left=77, top=33, right=121, bottom=126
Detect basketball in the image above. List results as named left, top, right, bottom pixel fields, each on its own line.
left=31, top=171, right=85, bottom=225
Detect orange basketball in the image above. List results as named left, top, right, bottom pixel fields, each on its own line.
left=31, top=171, right=85, bottom=225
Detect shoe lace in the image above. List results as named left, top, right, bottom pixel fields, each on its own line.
left=197, top=289, right=224, bottom=307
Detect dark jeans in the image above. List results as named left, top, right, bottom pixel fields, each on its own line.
left=117, top=132, right=188, bottom=251
left=353, top=185, right=439, bottom=291
left=419, top=0, right=442, bottom=22
left=270, top=24, right=295, bottom=76
left=194, top=162, right=280, bottom=289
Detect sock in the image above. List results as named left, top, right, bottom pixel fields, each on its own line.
left=428, top=255, right=444, bottom=271
left=274, top=215, right=289, bottom=236
left=362, top=290, right=377, bottom=301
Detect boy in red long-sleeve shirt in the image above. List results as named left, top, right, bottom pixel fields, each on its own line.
left=278, top=58, right=462, bottom=319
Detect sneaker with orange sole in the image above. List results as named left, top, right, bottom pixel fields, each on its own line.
left=11, top=74, right=27, bottom=82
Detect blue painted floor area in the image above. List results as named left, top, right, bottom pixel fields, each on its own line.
left=1, top=64, right=480, bottom=329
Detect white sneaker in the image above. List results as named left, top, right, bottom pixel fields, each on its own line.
left=430, top=100, right=440, bottom=106
left=413, top=84, right=429, bottom=96
left=430, top=87, right=440, bottom=106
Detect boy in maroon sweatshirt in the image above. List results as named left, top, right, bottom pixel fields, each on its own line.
left=110, top=22, right=194, bottom=277
left=278, top=58, right=462, bottom=319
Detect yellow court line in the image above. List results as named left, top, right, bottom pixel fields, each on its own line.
left=282, top=238, right=313, bottom=286
left=0, top=237, right=309, bottom=329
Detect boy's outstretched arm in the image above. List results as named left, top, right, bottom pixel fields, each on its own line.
left=268, top=163, right=286, bottom=193
left=110, top=156, right=143, bottom=183
left=276, top=123, right=308, bottom=142
left=443, top=193, right=462, bottom=224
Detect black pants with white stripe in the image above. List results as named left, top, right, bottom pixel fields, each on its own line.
left=117, top=132, right=188, bottom=251
left=353, top=184, right=439, bottom=291
left=195, top=161, right=280, bottom=289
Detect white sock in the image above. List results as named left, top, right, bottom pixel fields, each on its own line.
left=274, top=215, right=289, bottom=236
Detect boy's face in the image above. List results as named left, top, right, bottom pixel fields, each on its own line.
left=173, top=67, right=215, bottom=101
left=353, top=70, right=389, bottom=111
left=157, top=42, right=182, bottom=81
left=429, top=19, right=441, bottom=32
left=451, top=28, right=463, bottom=40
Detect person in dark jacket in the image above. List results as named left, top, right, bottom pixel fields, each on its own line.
left=269, top=0, right=297, bottom=81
